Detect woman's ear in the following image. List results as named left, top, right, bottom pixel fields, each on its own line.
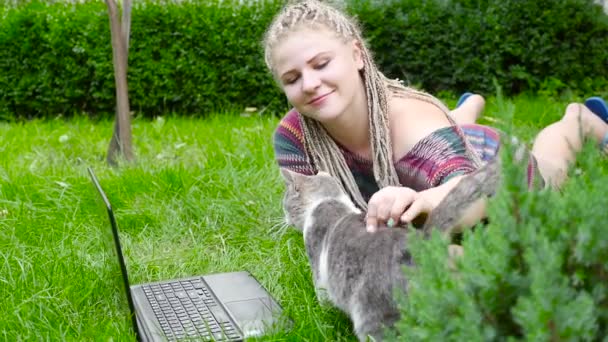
left=352, top=39, right=364, bottom=70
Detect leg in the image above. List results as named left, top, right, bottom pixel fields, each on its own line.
left=352, top=294, right=400, bottom=342
left=450, top=94, right=485, bottom=125
left=531, top=102, right=608, bottom=188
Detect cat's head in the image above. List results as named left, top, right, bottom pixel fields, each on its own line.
left=280, top=169, right=346, bottom=231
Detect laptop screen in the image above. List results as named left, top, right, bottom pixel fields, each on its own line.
left=87, top=167, right=142, bottom=341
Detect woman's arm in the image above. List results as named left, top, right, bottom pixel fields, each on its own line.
left=365, top=174, right=489, bottom=233
left=421, top=158, right=500, bottom=234
left=366, top=98, right=484, bottom=232
left=401, top=175, right=467, bottom=222
left=364, top=175, right=465, bottom=232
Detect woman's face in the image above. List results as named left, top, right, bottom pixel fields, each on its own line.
left=271, top=27, right=365, bottom=123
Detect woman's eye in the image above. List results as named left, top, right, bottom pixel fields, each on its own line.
left=314, top=60, right=329, bottom=69
left=284, top=75, right=299, bottom=85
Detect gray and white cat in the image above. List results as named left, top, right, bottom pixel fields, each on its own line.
left=281, top=168, right=411, bottom=341
left=280, top=158, right=502, bottom=340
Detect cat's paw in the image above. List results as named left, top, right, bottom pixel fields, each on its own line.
left=358, top=331, right=383, bottom=342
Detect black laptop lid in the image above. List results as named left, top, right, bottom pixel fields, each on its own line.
left=87, top=167, right=142, bottom=341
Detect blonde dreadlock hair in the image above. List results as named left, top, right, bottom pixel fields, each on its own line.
left=263, top=0, right=482, bottom=210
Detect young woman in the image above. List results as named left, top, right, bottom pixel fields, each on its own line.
left=263, top=0, right=608, bottom=232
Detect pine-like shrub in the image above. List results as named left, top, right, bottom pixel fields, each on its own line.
left=393, top=136, right=608, bottom=339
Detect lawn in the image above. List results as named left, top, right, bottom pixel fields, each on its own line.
left=0, top=94, right=595, bottom=340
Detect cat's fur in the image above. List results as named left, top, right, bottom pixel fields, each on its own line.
left=422, top=136, right=536, bottom=236
left=422, top=157, right=502, bottom=236
left=281, top=169, right=411, bottom=341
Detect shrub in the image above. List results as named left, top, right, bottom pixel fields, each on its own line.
left=0, top=0, right=285, bottom=119
left=0, top=1, right=111, bottom=118
left=0, top=0, right=606, bottom=119
left=393, top=138, right=608, bottom=339
left=351, top=0, right=608, bottom=97
left=126, top=0, right=285, bottom=117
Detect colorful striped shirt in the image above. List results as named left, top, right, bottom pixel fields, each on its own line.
left=273, top=109, right=504, bottom=202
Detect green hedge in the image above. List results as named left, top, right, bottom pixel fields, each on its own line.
left=0, top=0, right=286, bottom=119
left=125, top=0, right=285, bottom=117
left=0, top=0, right=607, bottom=119
left=350, top=0, right=608, bottom=96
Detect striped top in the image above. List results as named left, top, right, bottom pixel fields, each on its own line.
left=273, top=109, right=502, bottom=202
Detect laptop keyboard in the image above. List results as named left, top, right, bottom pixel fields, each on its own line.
left=143, top=278, right=242, bottom=341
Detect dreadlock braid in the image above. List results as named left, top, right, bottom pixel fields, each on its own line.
left=263, top=0, right=482, bottom=210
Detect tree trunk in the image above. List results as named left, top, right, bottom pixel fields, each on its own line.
left=106, top=0, right=133, bottom=166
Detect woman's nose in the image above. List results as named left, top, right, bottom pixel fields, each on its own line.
left=301, top=71, right=321, bottom=93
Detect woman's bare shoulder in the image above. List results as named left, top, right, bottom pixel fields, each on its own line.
left=390, top=96, right=449, bottom=121
left=389, top=96, right=452, bottom=158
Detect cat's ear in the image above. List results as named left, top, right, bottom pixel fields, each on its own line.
left=280, top=168, right=295, bottom=184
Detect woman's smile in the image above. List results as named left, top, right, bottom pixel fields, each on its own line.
left=308, top=90, right=335, bottom=107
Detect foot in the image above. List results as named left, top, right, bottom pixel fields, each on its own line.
left=456, top=92, right=473, bottom=108
left=584, top=97, right=608, bottom=124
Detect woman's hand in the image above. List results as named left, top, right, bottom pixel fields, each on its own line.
left=365, top=186, right=420, bottom=233
left=365, top=176, right=465, bottom=233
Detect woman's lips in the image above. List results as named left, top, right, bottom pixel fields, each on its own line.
left=308, top=91, right=334, bottom=106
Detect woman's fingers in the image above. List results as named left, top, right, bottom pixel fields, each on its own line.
left=366, top=187, right=417, bottom=233
left=366, top=193, right=385, bottom=233
left=388, top=190, right=416, bottom=226
left=401, top=197, right=432, bottom=223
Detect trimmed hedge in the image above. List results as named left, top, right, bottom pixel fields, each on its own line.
left=350, top=0, right=608, bottom=96
left=0, top=0, right=285, bottom=119
left=0, top=0, right=607, bottom=119
left=125, top=0, right=285, bottom=117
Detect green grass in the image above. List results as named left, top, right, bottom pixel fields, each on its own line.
left=0, top=95, right=595, bottom=340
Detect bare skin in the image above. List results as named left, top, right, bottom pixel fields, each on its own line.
left=532, top=103, right=608, bottom=188
left=450, top=94, right=486, bottom=125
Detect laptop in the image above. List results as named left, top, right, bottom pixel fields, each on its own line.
left=87, top=167, right=290, bottom=341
